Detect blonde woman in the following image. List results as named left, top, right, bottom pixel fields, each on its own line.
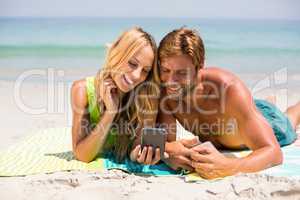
left=71, top=27, right=161, bottom=164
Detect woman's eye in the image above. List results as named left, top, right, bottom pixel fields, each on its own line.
left=143, top=68, right=150, bottom=73
left=128, top=61, right=138, bottom=68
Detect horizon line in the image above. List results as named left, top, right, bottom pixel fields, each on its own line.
left=0, top=16, right=299, bottom=21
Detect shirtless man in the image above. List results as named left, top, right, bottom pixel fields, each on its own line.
left=157, top=27, right=300, bottom=179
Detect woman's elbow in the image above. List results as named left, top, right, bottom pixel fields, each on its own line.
left=73, top=147, right=93, bottom=163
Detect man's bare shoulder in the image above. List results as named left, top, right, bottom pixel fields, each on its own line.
left=202, top=67, right=240, bottom=86
left=223, top=77, right=254, bottom=116
left=203, top=67, right=254, bottom=112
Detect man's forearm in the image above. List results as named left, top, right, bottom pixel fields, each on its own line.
left=233, top=146, right=283, bottom=174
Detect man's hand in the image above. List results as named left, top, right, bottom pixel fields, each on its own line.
left=163, top=137, right=200, bottom=171
left=163, top=155, right=194, bottom=171
left=190, top=143, right=240, bottom=179
left=166, top=136, right=200, bottom=157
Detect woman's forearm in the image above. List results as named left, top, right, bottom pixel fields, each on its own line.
left=74, top=112, right=116, bottom=162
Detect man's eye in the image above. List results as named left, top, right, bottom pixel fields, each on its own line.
left=161, top=68, right=169, bottom=73
left=178, top=71, right=187, bottom=75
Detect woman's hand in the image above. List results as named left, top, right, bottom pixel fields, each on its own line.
left=130, top=145, right=162, bottom=165
left=100, top=77, right=120, bottom=114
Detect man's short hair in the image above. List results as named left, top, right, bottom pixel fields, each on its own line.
left=158, top=27, right=205, bottom=70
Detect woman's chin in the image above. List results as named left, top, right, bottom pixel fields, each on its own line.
left=113, top=76, right=134, bottom=93
left=120, top=87, right=130, bottom=93
left=116, top=82, right=131, bottom=93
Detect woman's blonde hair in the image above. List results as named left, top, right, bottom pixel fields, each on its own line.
left=94, top=27, right=160, bottom=162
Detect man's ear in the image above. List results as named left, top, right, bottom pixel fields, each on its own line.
left=196, top=68, right=203, bottom=82
left=194, top=69, right=204, bottom=93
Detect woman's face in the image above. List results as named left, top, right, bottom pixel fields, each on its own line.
left=111, top=45, right=154, bottom=93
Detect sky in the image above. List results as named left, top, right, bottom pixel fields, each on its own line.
left=0, top=0, right=300, bottom=20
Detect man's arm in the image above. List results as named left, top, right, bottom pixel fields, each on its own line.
left=227, top=82, right=283, bottom=172
left=158, top=104, right=199, bottom=171
left=192, top=81, right=283, bottom=177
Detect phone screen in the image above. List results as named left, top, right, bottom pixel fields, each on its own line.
left=141, top=128, right=166, bottom=159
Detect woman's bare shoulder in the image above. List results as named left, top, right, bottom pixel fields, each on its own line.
left=71, top=79, right=88, bottom=109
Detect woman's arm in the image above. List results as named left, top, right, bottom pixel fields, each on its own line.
left=71, top=80, right=116, bottom=163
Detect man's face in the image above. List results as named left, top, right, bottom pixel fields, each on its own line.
left=159, top=54, right=197, bottom=99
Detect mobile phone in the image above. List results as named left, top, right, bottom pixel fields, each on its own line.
left=141, top=128, right=166, bottom=159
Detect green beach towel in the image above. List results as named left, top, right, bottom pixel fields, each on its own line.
left=0, top=127, right=179, bottom=177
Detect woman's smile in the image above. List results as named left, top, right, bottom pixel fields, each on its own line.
left=123, top=74, right=134, bottom=86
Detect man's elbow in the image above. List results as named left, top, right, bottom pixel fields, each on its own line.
left=272, top=147, right=283, bottom=166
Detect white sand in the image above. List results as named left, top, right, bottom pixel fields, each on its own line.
left=1, top=170, right=300, bottom=200
left=1, top=79, right=300, bottom=200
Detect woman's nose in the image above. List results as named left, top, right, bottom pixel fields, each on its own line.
left=131, top=68, right=142, bottom=82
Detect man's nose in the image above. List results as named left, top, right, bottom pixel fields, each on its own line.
left=166, top=73, right=178, bottom=83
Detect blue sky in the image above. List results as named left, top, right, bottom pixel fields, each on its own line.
left=1, top=0, right=300, bottom=19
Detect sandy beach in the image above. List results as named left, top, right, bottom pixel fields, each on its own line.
left=2, top=170, right=300, bottom=200
left=0, top=76, right=300, bottom=200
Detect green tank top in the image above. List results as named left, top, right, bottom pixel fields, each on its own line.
left=85, top=76, right=116, bottom=151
